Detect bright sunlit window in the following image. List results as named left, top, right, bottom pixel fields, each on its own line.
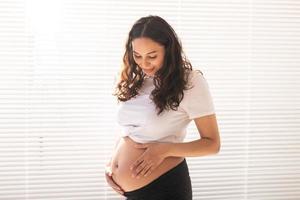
left=0, top=0, right=299, bottom=199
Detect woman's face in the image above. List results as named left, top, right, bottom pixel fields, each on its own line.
left=132, top=37, right=165, bottom=77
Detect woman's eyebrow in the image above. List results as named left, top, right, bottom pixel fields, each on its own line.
left=133, top=50, right=157, bottom=55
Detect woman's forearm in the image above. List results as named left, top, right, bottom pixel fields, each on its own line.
left=165, top=138, right=220, bottom=158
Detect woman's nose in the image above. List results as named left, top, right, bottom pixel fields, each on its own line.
left=140, top=59, right=150, bottom=68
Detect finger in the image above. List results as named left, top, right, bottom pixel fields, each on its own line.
left=105, top=173, right=124, bottom=192
left=144, top=166, right=153, bottom=177
left=115, top=189, right=124, bottom=196
left=110, top=181, right=122, bottom=191
left=113, top=184, right=124, bottom=194
left=112, top=186, right=124, bottom=195
left=104, top=171, right=125, bottom=196
left=140, top=164, right=152, bottom=177
left=134, top=161, right=149, bottom=178
left=130, top=158, right=144, bottom=171
left=105, top=170, right=113, bottom=178
left=109, top=180, right=123, bottom=192
left=105, top=170, right=112, bottom=177
left=113, top=186, right=124, bottom=194
left=116, top=190, right=124, bottom=195
left=134, top=160, right=147, bottom=175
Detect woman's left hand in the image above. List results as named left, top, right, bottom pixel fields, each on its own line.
left=130, top=142, right=170, bottom=179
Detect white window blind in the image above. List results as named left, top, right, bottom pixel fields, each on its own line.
left=0, top=0, right=299, bottom=200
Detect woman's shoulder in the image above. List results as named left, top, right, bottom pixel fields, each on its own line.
left=191, top=69, right=204, bottom=76
left=185, top=69, right=205, bottom=86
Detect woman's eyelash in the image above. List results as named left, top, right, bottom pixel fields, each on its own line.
left=133, top=55, right=156, bottom=59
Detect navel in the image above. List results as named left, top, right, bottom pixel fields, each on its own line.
left=114, top=162, right=119, bottom=169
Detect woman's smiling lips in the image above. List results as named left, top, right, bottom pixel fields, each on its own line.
left=143, top=67, right=154, bottom=74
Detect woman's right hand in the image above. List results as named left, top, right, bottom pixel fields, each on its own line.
left=105, top=163, right=125, bottom=196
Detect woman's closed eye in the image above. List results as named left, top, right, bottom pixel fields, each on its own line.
left=134, top=55, right=157, bottom=59
left=133, top=55, right=141, bottom=59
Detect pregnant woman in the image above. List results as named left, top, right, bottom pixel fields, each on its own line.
left=105, top=15, right=221, bottom=200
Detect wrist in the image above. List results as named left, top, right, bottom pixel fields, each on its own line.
left=164, top=143, right=174, bottom=158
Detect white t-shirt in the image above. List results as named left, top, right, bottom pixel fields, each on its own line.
left=116, top=70, right=215, bottom=143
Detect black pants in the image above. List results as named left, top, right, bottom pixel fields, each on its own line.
left=123, top=158, right=192, bottom=200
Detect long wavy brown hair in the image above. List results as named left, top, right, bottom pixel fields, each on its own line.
left=113, top=15, right=196, bottom=116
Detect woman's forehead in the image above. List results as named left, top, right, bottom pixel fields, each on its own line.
left=132, top=38, right=164, bottom=54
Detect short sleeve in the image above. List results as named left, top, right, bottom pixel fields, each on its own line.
left=180, top=70, right=215, bottom=119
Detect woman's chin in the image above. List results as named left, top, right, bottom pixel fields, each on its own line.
left=143, top=68, right=155, bottom=75
left=144, top=71, right=156, bottom=77
left=145, top=74, right=154, bottom=78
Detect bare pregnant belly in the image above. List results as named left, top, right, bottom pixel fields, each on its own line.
left=110, top=136, right=184, bottom=192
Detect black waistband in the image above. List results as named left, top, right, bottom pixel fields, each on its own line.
left=124, top=158, right=188, bottom=196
